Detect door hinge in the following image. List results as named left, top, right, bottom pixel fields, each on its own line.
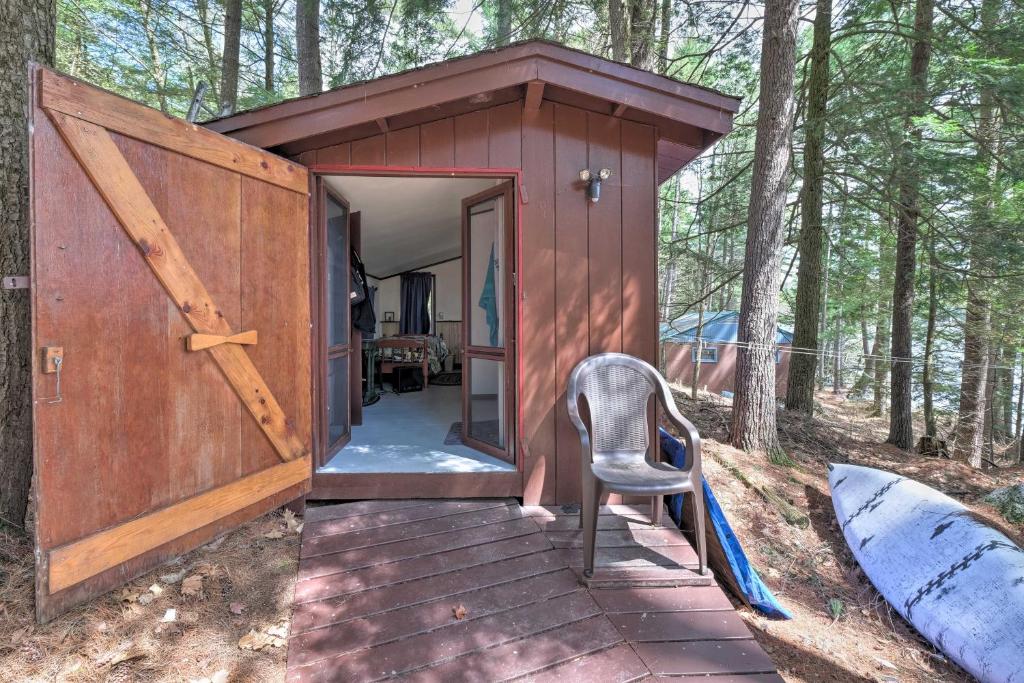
left=2, top=276, right=29, bottom=290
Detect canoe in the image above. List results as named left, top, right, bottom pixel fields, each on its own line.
left=829, top=463, right=1024, bottom=683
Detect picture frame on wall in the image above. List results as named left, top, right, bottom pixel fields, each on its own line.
left=384, top=311, right=395, bottom=322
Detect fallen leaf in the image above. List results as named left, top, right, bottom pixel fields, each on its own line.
left=159, top=569, right=187, bottom=585
left=229, top=602, right=247, bottom=615
left=874, top=657, right=898, bottom=671
left=267, top=623, right=289, bottom=639
left=453, top=604, right=468, bottom=620
left=181, top=574, right=204, bottom=598
left=238, top=629, right=285, bottom=651
left=263, top=530, right=284, bottom=540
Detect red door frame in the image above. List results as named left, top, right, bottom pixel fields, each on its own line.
left=307, top=165, right=525, bottom=500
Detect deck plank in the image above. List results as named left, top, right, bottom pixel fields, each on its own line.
left=287, top=500, right=778, bottom=682
left=589, top=585, right=735, bottom=612
left=304, top=499, right=436, bottom=524
left=550, top=543, right=699, bottom=569
left=289, top=570, right=583, bottom=666
left=546, top=528, right=691, bottom=549
left=304, top=499, right=512, bottom=539
left=291, top=549, right=565, bottom=634
left=302, top=503, right=523, bottom=557
left=608, top=609, right=753, bottom=641
left=634, top=640, right=777, bottom=676
left=293, top=532, right=552, bottom=603
left=403, top=615, right=626, bottom=682
left=514, top=642, right=650, bottom=683
left=287, top=591, right=603, bottom=682
left=298, top=517, right=542, bottom=580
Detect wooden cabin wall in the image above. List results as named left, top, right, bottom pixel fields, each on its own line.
left=300, top=100, right=657, bottom=505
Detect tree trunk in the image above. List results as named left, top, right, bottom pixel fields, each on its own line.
left=785, top=0, right=831, bottom=414
left=627, top=0, right=658, bottom=69
left=495, top=0, right=513, bottom=45
left=691, top=306, right=706, bottom=400
left=952, top=0, right=999, bottom=467
left=887, top=0, right=934, bottom=449
left=195, top=0, right=220, bottom=106
left=608, top=0, right=627, bottom=62
left=0, top=0, right=55, bottom=528
left=142, top=0, right=169, bottom=112
left=219, top=0, right=242, bottom=116
left=296, top=0, right=322, bottom=96
left=817, top=237, right=831, bottom=388
left=871, top=232, right=893, bottom=416
left=730, top=0, right=799, bottom=457
left=657, top=0, right=672, bottom=74
left=832, top=305, right=843, bottom=393
left=953, top=286, right=990, bottom=467
left=263, top=0, right=275, bottom=91
left=1016, top=352, right=1023, bottom=463
left=851, top=308, right=874, bottom=395
left=922, top=226, right=938, bottom=437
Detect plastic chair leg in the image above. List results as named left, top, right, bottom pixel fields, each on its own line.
left=650, top=495, right=663, bottom=526
left=690, top=487, right=708, bottom=575
left=582, top=477, right=601, bottom=578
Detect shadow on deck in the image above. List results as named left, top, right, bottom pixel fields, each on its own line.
left=286, top=499, right=781, bottom=682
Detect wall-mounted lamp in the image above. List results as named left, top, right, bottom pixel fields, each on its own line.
left=579, top=168, right=612, bottom=203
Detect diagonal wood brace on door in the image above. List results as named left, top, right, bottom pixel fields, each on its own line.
left=46, top=109, right=308, bottom=463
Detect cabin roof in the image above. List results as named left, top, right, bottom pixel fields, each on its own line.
left=661, top=311, right=794, bottom=345
left=205, top=40, right=741, bottom=183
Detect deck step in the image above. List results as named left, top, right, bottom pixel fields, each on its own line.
left=576, top=566, right=715, bottom=589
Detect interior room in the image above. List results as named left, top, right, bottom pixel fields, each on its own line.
left=317, top=174, right=517, bottom=475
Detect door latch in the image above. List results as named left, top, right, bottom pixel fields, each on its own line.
left=40, top=347, right=63, bottom=404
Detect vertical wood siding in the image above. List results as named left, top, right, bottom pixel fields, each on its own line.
left=307, top=101, right=657, bottom=504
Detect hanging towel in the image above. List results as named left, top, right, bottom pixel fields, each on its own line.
left=478, top=243, right=499, bottom=346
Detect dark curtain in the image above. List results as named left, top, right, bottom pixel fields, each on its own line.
left=400, top=272, right=432, bottom=334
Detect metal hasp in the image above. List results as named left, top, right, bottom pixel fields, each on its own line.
left=2, top=275, right=29, bottom=290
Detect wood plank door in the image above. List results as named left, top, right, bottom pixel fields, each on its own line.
left=461, top=182, right=516, bottom=464
left=28, top=66, right=313, bottom=622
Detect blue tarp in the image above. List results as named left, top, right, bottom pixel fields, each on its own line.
left=660, top=428, right=793, bottom=620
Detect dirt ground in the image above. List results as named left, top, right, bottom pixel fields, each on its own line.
left=1, top=392, right=1021, bottom=682
left=0, top=510, right=303, bottom=682
left=669, top=389, right=1024, bottom=683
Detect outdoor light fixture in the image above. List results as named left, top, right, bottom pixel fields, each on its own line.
left=579, top=168, right=612, bottom=203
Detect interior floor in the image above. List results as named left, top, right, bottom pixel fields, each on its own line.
left=320, top=385, right=515, bottom=473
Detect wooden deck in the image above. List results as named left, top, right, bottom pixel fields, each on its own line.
left=287, top=499, right=781, bottom=682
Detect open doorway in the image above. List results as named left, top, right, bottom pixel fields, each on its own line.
left=313, top=173, right=517, bottom=475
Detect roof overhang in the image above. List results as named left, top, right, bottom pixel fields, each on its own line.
left=206, top=41, right=741, bottom=183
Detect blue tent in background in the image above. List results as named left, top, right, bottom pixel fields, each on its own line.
left=660, top=427, right=792, bottom=620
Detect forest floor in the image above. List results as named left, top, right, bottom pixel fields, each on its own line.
left=0, top=510, right=302, bottom=682
left=668, top=388, right=1024, bottom=683
left=1, top=392, right=1021, bottom=682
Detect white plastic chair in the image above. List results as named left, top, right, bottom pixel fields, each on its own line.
left=567, top=353, right=707, bottom=578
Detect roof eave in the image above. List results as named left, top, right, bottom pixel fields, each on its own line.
left=205, top=42, right=739, bottom=157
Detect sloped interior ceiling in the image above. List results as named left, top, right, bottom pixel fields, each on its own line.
left=324, top=175, right=501, bottom=277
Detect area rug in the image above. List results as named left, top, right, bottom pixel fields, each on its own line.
left=444, top=420, right=501, bottom=446
left=432, top=371, right=462, bottom=386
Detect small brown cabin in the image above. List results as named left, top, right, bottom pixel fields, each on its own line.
left=26, top=41, right=737, bottom=619
left=662, top=311, right=793, bottom=397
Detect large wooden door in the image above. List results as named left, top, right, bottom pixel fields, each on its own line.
left=28, top=67, right=313, bottom=622
left=461, top=182, right=516, bottom=464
